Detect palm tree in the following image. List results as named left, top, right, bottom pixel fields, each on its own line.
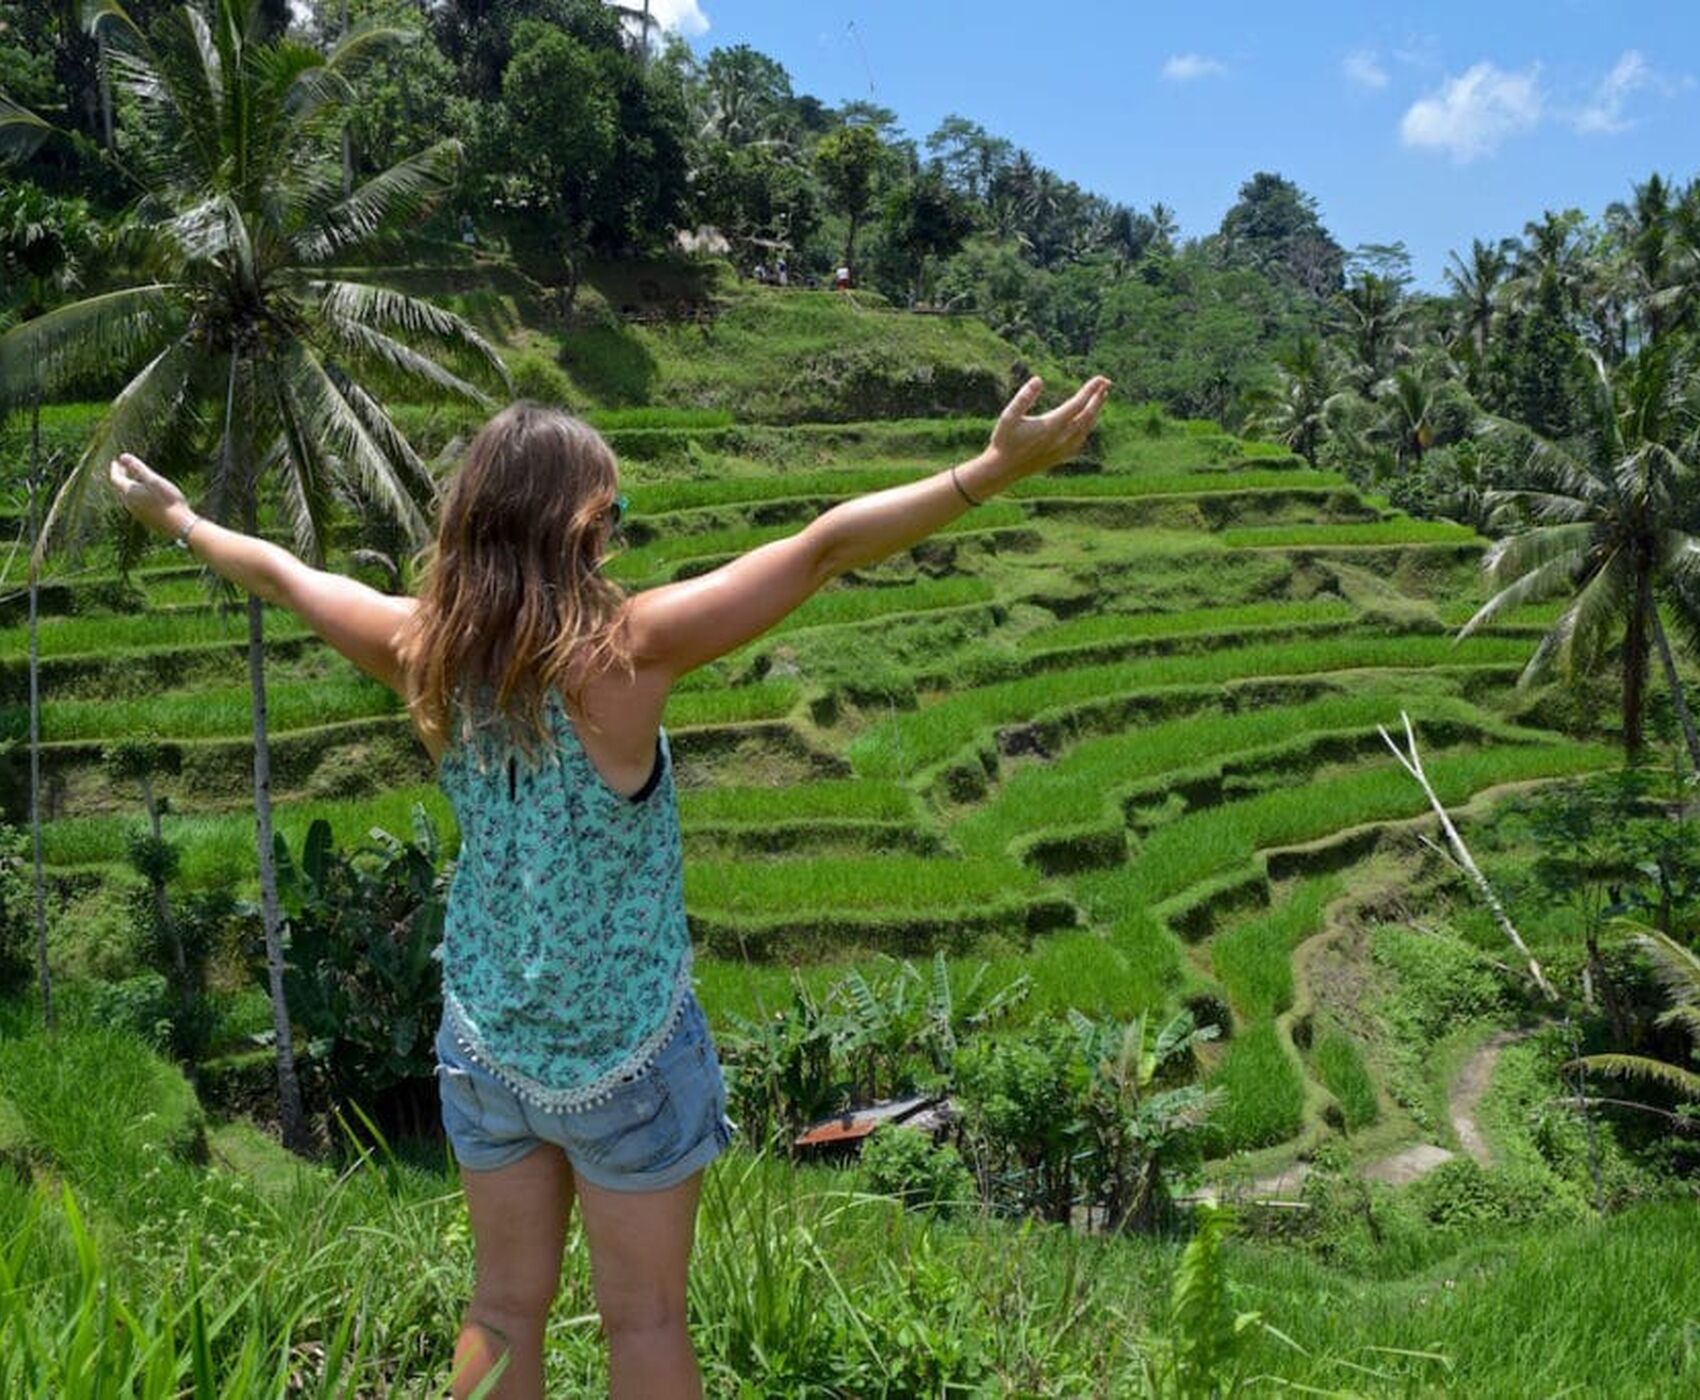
left=1460, top=342, right=1700, bottom=766
left=0, top=0, right=506, bottom=1152
left=1368, top=364, right=1443, bottom=472
left=0, top=181, right=100, bottom=1034
left=1444, top=236, right=1513, bottom=390
left=1333, top=272, right=1407, bottom=389
left=1605, top=174, right=1676, bottom=348
left=1568, top=920, right=1700, bottom=1119
left=1247, top=335, right=1339, bottom=465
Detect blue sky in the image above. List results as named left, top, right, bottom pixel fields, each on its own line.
left=646, top=0, right=1700, bottom=289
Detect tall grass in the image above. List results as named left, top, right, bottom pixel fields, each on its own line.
left=1014, top=598, right=1360, bottom=654
left=0, top=607, right=305, bottom=659
left=679, top=780, right=916, bottom=825
left=25, top=675, right=400, bottom=743
left=1311, top=1024, right=1380, bottom=1130
left=1205, top=1020, right=1306, bottom=1152
left=1008, top=468, right=1348, bottom=498
left=685, top=853, right=1039, bottom=916
left=664, top=681, right=798, bottom=726
left=854, top=634, right=1533, bottom=779
left=1221, top=520, right=1478, bottom=547
left=1074, top=741, right=1617, bottom=917
left=1210, top=877, right=1340, bottom=1021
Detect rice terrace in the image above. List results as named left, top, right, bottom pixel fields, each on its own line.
left=1, top=0, right=1698, bottom=1395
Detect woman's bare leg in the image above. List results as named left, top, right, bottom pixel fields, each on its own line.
left=452, top=1144, right=575, bottom=1400
left=574, top=1169, right=704, bottom=1400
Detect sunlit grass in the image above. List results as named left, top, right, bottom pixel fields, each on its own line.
left=853, top=634, right=1533, bottom=778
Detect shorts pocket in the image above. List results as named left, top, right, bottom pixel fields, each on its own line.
left=568, top=1070, right=681, bottom=1174
left=436, top=1061, right=483, bottom=1131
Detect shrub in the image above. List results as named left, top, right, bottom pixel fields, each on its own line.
left=0, top=823, right=30, bottom=996
left=1373, top=925, right=1511, bottom=1045
left=506, top=350, right=577, bottom=406
left=80, top=970, right=176, bottom=1051
left=860, top=1124, right=977, bottom=1217
left=1413, top=1157, right=1586, bottom=1232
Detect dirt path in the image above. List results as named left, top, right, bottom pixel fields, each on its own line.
left=1448, top=1027, right=1534, bottom=1165
left=1208, top=1024, right=1539, bottom=1203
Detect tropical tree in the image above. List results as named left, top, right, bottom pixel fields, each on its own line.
left=1068, top=1008, right=1220, bottom=1233
left=0, top=180, right=101, bottom=1033
left=1247, top=335, right=1338, bottom=464
left=1568, top=920, right=1700, bottom=1120
left=1460, top=342, right=1700, bottom=765
left=815, top=122, right=884, bottom=273
left=1332, top=271, right=1407, bottom=389
left=0, top=0, right=506, bottom=1151
left=1445, top=236, right=1514, bottom=389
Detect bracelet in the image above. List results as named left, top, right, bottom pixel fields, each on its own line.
left=172, top=513, right=202, bottom=550
left=950, top=463, right=983, bottom=507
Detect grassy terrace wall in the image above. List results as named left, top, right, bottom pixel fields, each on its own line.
left=2, top=391, right=1614, bottom=1176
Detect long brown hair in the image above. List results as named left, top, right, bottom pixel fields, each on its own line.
left=397, top=402, right=633, bottom=763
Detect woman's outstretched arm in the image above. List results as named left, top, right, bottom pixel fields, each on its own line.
left=105, top=453, right=415, bottom=695
left=626, top=374, right=1112, bottom=679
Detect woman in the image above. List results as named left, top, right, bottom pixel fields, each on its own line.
left=106, top=372, right=1111, bottom=1398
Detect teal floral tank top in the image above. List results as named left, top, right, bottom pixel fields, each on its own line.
left=432, top=687, right=692, bottom=1112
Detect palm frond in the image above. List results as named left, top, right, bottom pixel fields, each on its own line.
left=318, top=315, right=493, bottom=406
left=1572, top=1053, right=1700, bottom=1101
left=269, top=368, right=338, bottom=564
left=333, top=370, right=440, bottom=511
left=309, top=280, right=510, bottom=391
left=1457, top=551, right=1581, bottom=638
left=0, top=285, right=180, bottom=408
left=292, top=140, right=462, bottom=263
left=288, top=344, right=431, bottom=544
left=1548, top=549, right=1631, bottom=681
left=0, top=92, right=58, bottom=163
left=1478, top=413, right=1601, bottom=501
left=1631, top=925, right=1700, bottom=1017
left=1479, top=521, right=1593, bottom=588
left=91, top=0, right=225, bottom=185
left=34, top=339, right=199, bottom=565
left=1483, top=489, right=1597, bottom=528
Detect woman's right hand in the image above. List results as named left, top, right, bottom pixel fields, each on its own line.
left=983, top=375, right=1113, bottom=483
left=108, top=453, right=194, bottom=539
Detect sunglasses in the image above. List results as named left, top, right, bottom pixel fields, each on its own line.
left=607, top=495, right=629, bottom=529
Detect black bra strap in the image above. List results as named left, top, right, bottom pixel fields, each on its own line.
left=629, top=736, right=665, bottom=803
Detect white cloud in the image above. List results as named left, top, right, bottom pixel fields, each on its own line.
left=1400, top=62, right=1542, bottom=162
left=606, top=0, right=709, bottom=39
left=1161, top=53, right=1227, bottom=83
left=1343, top=50, right=1389, bottom=90
left=1573, top=50, right=1685, bottom=134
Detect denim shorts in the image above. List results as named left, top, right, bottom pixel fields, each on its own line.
left=433, top=992, right=735, bottom=1191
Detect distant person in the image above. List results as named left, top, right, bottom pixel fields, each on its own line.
left=103, top=373, right=1110, bottom=1399
left=835, top=264, right=851, bottom=290
left=459, top=212, right=476, bottom=247
left=752, top=262, right=768, bottom=285
left=775, top=257, right=789, bottom=287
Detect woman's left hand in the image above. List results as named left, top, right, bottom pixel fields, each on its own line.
left=108, top=453, right=192, bottom=538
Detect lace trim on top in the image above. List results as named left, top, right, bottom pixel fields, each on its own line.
left=442, top=955, right=694, bottom=1113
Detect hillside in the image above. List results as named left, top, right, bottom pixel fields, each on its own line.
left=5, top=282, right=1697, bottom=1394
left=0, top=274, right=1614, bottom=1187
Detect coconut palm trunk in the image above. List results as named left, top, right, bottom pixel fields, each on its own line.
left=1652, top=610, right=1700, bottom=774
left=1625, top=565, right=1653, bottom=759
left=27, top=395, right=52, bottom=1031
left=3, top=0, right=508, bottom=1145
left=227, top=365, right=309, bottom=1151
left=248, top=575, right=308, bottom=1149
